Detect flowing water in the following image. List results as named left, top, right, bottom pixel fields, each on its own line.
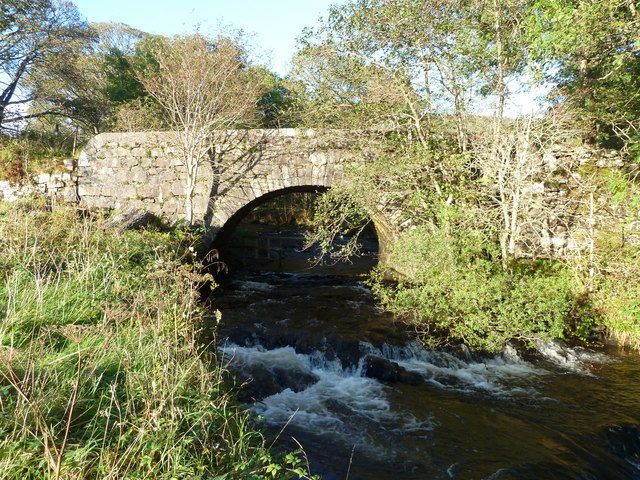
left=210, top=226, right=640, bottom=480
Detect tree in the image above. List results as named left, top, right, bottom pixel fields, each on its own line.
left=136, top=33, right=264, bottom=224
left=0, top=0, right=93, bottom=130
left=524, top=0, right=640, bottom=149
left=292, top=0, right=527, bottom=152
left=256, top=69, right=300, bottom=128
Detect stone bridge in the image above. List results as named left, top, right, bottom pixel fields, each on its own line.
left=74, top=128, right=637, bottom=264
left=76, top=129, right=396, bottom=251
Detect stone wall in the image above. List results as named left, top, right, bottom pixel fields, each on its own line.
left=522, top=144, right=639, bottom=257
left=0, top=158, right=78, bottom=204
left=76, top=129, right=356, bottom=237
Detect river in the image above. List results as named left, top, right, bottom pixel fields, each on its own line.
left=210, top=225, right=640, bottom=480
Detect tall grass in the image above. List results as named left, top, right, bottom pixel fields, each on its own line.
left=0, top=199, right=313, bottom=479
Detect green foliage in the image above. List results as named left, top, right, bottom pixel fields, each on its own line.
left=0, top=131, right=74, bottom=182
left=291, top=0, right=527, bottom=151
left=585, top=168, right=640, bottom=349
left=0, top=0, right=95, bottom=130
left=245, top=192, right=319, bottom=227
left=103, top=48, right=148, bottom=104
left=111, top=96, right=168, bottom=132
left=256, top=69, right=301, bottom=128
left=592, top=232, right=640, bottom=350
left=606, top=169, right=640, bottom=219
left=0, top=138, right=25, bottom=181
left=306, top=188, right=372, bottom=263
left=524, top=0, right=640, bottom=146
left=0, top=201, right=313, bottom=479
left=370, top=221, right=577, bottom=351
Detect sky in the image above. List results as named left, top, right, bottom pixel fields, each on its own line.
left=71, top=0, right=340, bottom=76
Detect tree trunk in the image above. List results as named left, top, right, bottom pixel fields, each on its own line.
left=185, top=154, right=199, bottom=226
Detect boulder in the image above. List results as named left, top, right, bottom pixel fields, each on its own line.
left=363, top=355, right=423, bottom=385
left=104, top=207, right=157, bottom=231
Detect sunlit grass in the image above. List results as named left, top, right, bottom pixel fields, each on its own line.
left=0, top=199, right=316, bottom=479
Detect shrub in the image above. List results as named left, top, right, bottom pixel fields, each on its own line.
left=371, top=224, right=578, bottom=351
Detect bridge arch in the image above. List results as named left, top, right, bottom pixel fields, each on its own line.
left=75, top=130, right=396, bottom=260
left=210, top=185, right=329, bottom=248
left=208, top=184, right=396, bottom=266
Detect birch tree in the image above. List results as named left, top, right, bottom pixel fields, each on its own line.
left=137, top=34, right=263, bottom=224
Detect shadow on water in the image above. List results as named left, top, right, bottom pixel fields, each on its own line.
left=206, top=201, right=640, bottom=480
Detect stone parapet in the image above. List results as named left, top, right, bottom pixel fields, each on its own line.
left=76, top=129, right=356, bottom=231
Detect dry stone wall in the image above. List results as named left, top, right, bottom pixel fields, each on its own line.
left=76, top=129, right=357, bottom=237
left=520, top=144, right=638, bottom=257
left=0, top=159, right=78, bottom=203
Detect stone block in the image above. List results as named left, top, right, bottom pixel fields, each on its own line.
left=154, top=156, right=173, bottom=168
left=61, top=187, right=80, bottom=203
left=131, top=147, right=147, bottom=157
left=63, top=158, right=75, bottom=171
left=100, top=186, right=120, bottom=197
left=104, top=207, right=157, bottom=230
left=323, top=164, right=335, bottom=184
left=309, top=151, right=328, bottom=165
left=115, top=169, right=132, bottom=184
left=82, top=196, right=112, bottom=209
left=158, top=170, right=178, bottom=184
left=138, top=184, right=159, bottom=199
left=121, top=185, right=138, bottom=199
left=161, top=197, right=181, bottom=214
left=120, top=155, right=139, bottom=168
left=140, top=156, right=153, bottom=168
left=77, top=152, right=92, bottom=167
left=47, top=180, right=65, bottom=189
left=77, top=184, right=102, bottom=196
left=113, top=146, right=132, bottom=157
left=35, top=173, right=51, bottom=183
left=130, top=167, right=149, bottom=183
left=170, top=182, right=186, bottom=196
left=193, top=195, right=209, bottom=217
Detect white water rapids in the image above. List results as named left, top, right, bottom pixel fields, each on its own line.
left=212, top=272, right=640, bottom=480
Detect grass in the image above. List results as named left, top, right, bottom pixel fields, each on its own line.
left=592, top=233, right=640, bottom=350
left=0, top=199, right=315, bottom=480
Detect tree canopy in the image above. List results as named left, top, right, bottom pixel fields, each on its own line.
left=0, top=0, right=93, bottom=130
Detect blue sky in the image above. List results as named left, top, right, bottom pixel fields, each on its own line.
left=71, top=0, right=340, bottom=76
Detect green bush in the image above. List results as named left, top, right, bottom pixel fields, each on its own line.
left=0, top=131, right=76, bottom=182
left=371, top=224, right=579, bottom=351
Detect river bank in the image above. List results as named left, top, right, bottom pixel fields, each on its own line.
left=0, top=200, right=310, bottom=480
